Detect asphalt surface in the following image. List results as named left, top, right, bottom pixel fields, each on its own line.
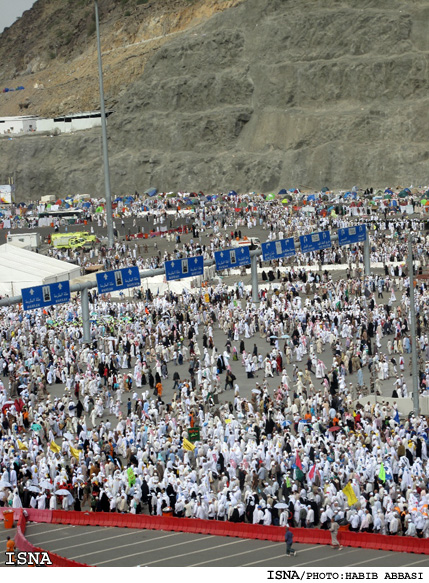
left=19, top=522, right=429, bottom=568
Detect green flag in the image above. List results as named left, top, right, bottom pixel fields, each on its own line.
left=127, top=466, right=136, bottom=486
left=295, top=468, right=304, bottom=482
left=378, top=462, right=386, bottom=483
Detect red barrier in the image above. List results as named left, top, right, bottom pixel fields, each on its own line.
left=26, top=509, right=53, bottom=524
left=12, top=508, right=429, bottom=563
left=13, top=509, right=93, bottom=567
left=51, top=510, right=66, bottom=524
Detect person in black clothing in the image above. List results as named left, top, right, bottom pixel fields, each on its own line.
left=218, top=452, right=225, bottom=474
left=230, top=506, right=240, bottom=523
left=76, top=400, right=84, bottom=418
left=148, top=371, right=155, bottom=392
left=141, top=479, right=149, bottom=505
left=96, top=489, right=109, bottom=512
left=172, top=371, right=180, bottom=392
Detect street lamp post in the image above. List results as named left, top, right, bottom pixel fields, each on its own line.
left=407, top=235, right=420, bottom=417
left=94, top=0, right=114, bottom=249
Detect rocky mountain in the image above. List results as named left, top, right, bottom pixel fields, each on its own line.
left=1, top=0, right=429, bottom=199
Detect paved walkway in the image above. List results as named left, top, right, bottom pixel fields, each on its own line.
left=22, top=522, right=428, bottom=568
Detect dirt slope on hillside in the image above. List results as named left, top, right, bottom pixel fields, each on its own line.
left=1, top=0, right=429, bottom=198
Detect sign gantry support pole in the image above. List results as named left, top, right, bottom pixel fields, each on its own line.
left=81, top=288, right=92, bottom=345
left=364, top=233, right=371, bottom=276
left=408, top=235, right=420, bottom=417
left=251, top=253, right=259, bottom=304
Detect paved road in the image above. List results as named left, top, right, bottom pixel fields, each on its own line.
left=21, top=522, right=428, bottom=568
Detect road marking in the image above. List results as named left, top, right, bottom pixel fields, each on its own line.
left=29, top=529, right=102, bottom=545
left=48, top=528, right=146, bottom=552
left=241, top=545, right=321, bottom=567
left=139, top=539, right=248, bottom=567
left=348, top=554, right=399, bottom=567
left=400, top=556, right=429, bottom=567
left=292, top=548, right=361, bottom=566
left=72, top=532, right=196, bottom=561
left=188, top=542, right=284, bottom=567
left=96, top=535, right=214, bottom=566
left=23, top=525, right=73, bottom=536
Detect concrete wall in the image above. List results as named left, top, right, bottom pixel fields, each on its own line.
left=355, top=395, right=429, bottom=417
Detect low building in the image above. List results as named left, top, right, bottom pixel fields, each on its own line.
left=0, top=110, right=113, bottom=135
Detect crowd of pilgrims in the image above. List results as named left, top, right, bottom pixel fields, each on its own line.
left=43, top=199, right=429, bottom=280
left=0, top=265, right=428, bottom=538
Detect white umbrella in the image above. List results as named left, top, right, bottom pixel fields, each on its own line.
left=0, top=481, right=11, bottom=488
left=27, top=485, right=40, bottom=493
left=63, top=432, right=74, bottom=441
left=251, top=389, right=261, bottom=395
left=274, top=502, right=288, bottom=509
left=40, top=481, right=54, bottom=490
left=55, top=489, right=70, bottom=495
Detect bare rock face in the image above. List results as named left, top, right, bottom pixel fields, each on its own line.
left=2, top=0, right=429, bottom=199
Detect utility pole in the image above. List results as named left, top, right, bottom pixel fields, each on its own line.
left=251, top=253, right=259, bottom=303
left=80, top=288, right=92, bottom=344
left=407, top=235, right=420, bottom=416
left=94, top=0, right=114, bottom=248
left=364, top=233, right=371, bottom=276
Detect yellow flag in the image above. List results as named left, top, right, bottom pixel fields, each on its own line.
left=182, top=438, right=195, bottom=452
left=17, top=440, right=28, bottom=451
left=50, top=441, right=61, bottom=454
left=342, top=482, right=358, bottom=506
left=69, top=446, right=80, bottom=460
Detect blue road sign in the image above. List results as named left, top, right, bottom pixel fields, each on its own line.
left=96, top=266, right=141, bottom=294
left=214, top=246, right=251, bottom=271
left=261, top=237, right=296, bottom=261
left=22, top=281, right=71, bottom=311
left=165, top=256, right=204, bottom=281
left=338, top=224, right=367, bottom=246
left=299, top=231, right=331, bottom=254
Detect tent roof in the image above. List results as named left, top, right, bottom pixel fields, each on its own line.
left=0, top=244, right=80, bottom=296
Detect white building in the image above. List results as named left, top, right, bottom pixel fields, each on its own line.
left=0, top=111, right=113, bottom=135
left=0, top=115, right=38, bottom=134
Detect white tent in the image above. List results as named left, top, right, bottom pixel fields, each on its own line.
left=0, top=244, right=81, bottom=296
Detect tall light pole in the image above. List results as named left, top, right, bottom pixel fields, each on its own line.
left=94, top=0, right=114, bottom=248
left=407, top=235, right=420, bottom=417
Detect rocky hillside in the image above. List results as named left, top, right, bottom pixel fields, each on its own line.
left=0, top=0, right=244, bottom=117
left=1, top=0, right=429, bottom=199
